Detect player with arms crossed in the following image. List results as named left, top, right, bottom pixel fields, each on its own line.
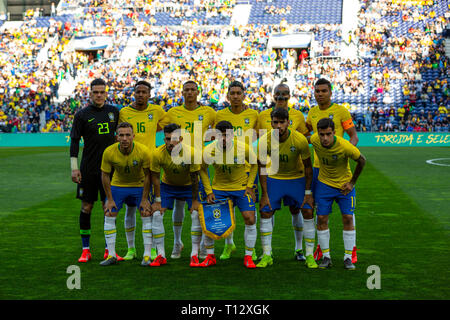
left=257, top=108, right=317, bottom=268
left=70, top=78, right=120, bottom=263
left=258, top=83, right=310, bottom=261
left=214, top=80, right=259, bottom=261
left=306, top=78, right=359, bottom=263
left=158, top=80, right=216, bottom=259
left=100, top=122, right=153, bottom=266
left=118, top=80, right=166, bottom=261
left=199, top=121, right=258, bottom=269
left=149, top=123, right=202, bottom=267
left=310, top=118, right=365, bottom=270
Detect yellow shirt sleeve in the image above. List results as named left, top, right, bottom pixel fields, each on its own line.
left=101, top=146, right=113, bottom=173
left=150, top=150, right=161, bottom=173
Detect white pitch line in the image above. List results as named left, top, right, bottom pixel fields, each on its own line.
left=426, top=158, right=450, bottom=167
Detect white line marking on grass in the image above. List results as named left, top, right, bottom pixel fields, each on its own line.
left=426, top=158, right=450, bottom=167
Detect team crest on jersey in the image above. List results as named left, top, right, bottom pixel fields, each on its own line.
left=332, top=154, right=338, bottom=160
left=213, top=209, right=221, bottom=219
left=234, top=156, right=239, bottom=163
left=244, top=118, right=250, bottom=125
left=290, top=120, right=293, bottom=125
left=290, top=146, right=296, bottom=153
left=329, top=113, right=334, bottom=120
left=198, top=115, right=204, bottom=121
left=108, top=112, right=114, bottom=121
left=132, top=160, right=138, bottom=166
left=148, top=113, right=153, bottom=120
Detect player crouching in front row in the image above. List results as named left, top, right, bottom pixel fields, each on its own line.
left=310, top=118, right=366, bottom=270
left=199, top=121, right=259, bottom=269
left=100, top=122, right=153, bottom=266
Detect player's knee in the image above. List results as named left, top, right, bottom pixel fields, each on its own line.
left=301, top=208, right=313, bottom=220
left=81, top=202, right=93, bottom=214
left=317, top=215, right=328, bottom=230
left=260, top=211, right=273, bottom=219
left=243, top=212, right=255, bottom=225
left=289, top=206, right=300, bottom=215
left=342, top=214, right=354, bottom=229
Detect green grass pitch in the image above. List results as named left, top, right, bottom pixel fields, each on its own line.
left=0, top=146, right=449, bottom=300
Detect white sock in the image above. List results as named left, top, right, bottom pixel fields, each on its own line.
left=244, top=224, right=257, bottom=256
left=317, top=229, right=330, bottom=258
left=152, top=211, right=165, bottom=258
left=190, top=210, right=202, bottom=257
left=141, top=216, right=152, bottom=257
left=303, top=218, right=315, bottom=257
left=353, top=214, right=357, bottom=247
left=203, top=235, right=214, bottom=255
left=124, top=205, right=136, bottom=249
left=260, top=217, right=273, bottom=256
left=343, top=230, right=356, bottom=261
left=271, top=214, right=275, bottom=228
left=104, top=216, right=117, bottom=257
left=292, top=213, right=304, bottom=251
left=172, top=199, right=185, bottom=245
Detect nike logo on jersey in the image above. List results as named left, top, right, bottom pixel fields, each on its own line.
left=127, top=116, right=135, bottom=120
left=88, top=118, right=95, bottom=122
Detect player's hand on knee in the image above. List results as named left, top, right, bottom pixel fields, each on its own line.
left=104, top=200, right=117, bottom=216
left=71, top=169, right=81, bottom=184
left=151, top=201, right=162, bottom=213
left=140, top=199, right=151, bottom=217
left=260, top=193, right=272, bottom=211
left=340, top=182, right=354, bottom=195
left=190, top=199, right=200, bottom=213
left=206, top=193, right=215, bottom=204
left=244, top=187, right=256, bottom=203
left=301, top=194, right=314, bottom=210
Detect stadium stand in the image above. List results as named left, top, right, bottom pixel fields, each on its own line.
left=0, top=0, right=448, bottom=133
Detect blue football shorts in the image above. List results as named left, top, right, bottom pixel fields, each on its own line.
left=260, top=177, right=312, bottom=213
left=315, top=180, right=356, bottom=216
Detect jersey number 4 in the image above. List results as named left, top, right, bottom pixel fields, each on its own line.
left=97, top=122, right=110, bottom=135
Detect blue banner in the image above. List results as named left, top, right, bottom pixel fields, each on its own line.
left=198, top=199, right=235, bottom=240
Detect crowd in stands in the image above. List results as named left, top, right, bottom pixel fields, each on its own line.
left=0, top=0, right=448, bottom=133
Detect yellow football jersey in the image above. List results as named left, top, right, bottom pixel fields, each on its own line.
left=310, top=134, right=361, bottom=189
left=101, top=141, right=152, bottom=187
left=258, top=129, right=310, bottom=180
left=150, top=143, right=200, bottom=186
left=119, top=104, right=166, bottom=152
left=158, top=105, right=216, bottom=147
left=201, top=139, right=257, bottom=193
left=215, top=107, right=258, bottom=140
left=258, top=107, right=309, bottom=136
left=306, top=103, right=354, bottom=168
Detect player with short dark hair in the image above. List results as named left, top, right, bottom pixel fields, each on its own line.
left=158, top=80, right=216, bottom=260
left=257, top=108, right=317, bottom=268
left=100, top=122, right=152, bottom=266
left=118, top=80, right=166, bottom=261
left=149, top=123, right=202, bottom=267
left=214, top=80, right=259, bottom=260
left=306, top=78, right=359, bottom=263
left=310, top=118, right=365, bottom=270
left=199, top=120, right=258, bottom=269
left=258, top=83, right=311, bottom=261
left=70, top=78, right=120, bottom=263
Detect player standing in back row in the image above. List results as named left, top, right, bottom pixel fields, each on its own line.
left=258, top=83, right=310, bottom=262
left=158, top=80, right=216, bottom=260
left=305, top=78, right=359, bottom=263
left=70, top=78, right=120, bottom=263
left=118, top=80, right=166, bottom=261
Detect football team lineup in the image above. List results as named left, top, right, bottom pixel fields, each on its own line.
left=0, top=79, right=448, bottom=300
left=71, top=79, right=364, bottom=271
